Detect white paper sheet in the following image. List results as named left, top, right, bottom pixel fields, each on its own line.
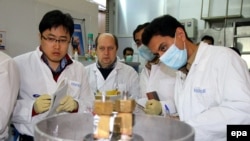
left=47, top=80, right=68, bottom=117
left=136, top=98, right=147, bottom=108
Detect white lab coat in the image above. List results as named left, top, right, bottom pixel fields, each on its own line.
left=175, top=42, right=250, bottom=141
left=85, top=61, right=140, bottom=99
left=11, top=47, right=94, bottom=136
left=138, top=55, right=147, bottom=73
left=0, top=52, right=19, bottom=140
left=139, top=62, right=177, bottom=115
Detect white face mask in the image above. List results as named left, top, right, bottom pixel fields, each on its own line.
left=138, top=45, right=156, bottom=61
left=159, top=36, right=187, bottom=70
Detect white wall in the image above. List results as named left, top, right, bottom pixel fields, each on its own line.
left=167, top=0, right=205, bottom=30
left=0, top=0, right=98, bottom=57
left=112, top=0, right=250, bottom=58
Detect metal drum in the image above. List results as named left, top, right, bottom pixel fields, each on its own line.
left=34, top=113, right=194, bottom=141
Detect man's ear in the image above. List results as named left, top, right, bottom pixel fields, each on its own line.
left=176, top=27, right=186, bottom=42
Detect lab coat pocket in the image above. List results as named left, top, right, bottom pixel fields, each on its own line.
left=68, top=80, right=81, bottom=97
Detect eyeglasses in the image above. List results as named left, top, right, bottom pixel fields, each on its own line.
left=41, top=35, right=69, bottom=45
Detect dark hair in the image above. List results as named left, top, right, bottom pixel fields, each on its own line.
left=133, top=22, right=150, bottom=42
left=39, top=10, right=74, bottom=37
left=123, top=47, right=134, bottom=56
left=95, top=33, right=119, bottom=49
left=201, top=35, right=214, bottom=45
left=142, top=14, right=191, bottom=46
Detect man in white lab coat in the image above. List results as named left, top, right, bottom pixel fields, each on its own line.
left=0, top=51, right=19, bottom=140
left=133, top=23, right=177, bottom=116
left=12, top=10, right=94, bottom=140
left=142, top=14, right=250, bottom=141
left=85, top=33, right=140, bottom=100
left=133, top=22, right=150, bottom=73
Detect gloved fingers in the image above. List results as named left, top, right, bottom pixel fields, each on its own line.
left=146, top=99, right=158, bottom=106
left=143, top=108, right=153, bottom=115
left=145, top=100, right=153, bottom=108
left=42, top=105, right=50, bottom=112
left=56, top=103, right=73, bottom=113
left=143, top=108, right=148, bottom=113
left=36, top=99, right=51, bottom=109
left=41, top=101, right=51, bottom=108
left=149, top=99, right=158, bottom=104
left=34, top=103, right=50, bottom=113
left=56, top=105, right=63, bottom=113
left=38, top=94, right=51, bottom=100
left=144, top=99, right=162, bottom=115
left=60, top=95, right=71, bottom=105
left=34, top=94, right=51, bottom=114
left=63, top=105, right=74, bottom=112
left=57, top=95, right=77, bottom=113
left=41, top=99, right=51, bottom=105
left=61, top=100, right=77, bottom=112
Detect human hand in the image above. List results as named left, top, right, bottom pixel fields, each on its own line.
left=144, top=99, right=162, bottom=115
left=56, top=95, right=78, bottom=113
left=33, top=94, right=51, bottom=114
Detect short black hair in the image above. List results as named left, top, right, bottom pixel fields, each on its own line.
left=201, top=35, right=214, bottom=45
left=39, top=10, right=74, bottom=37
left=142, top=14, right=191, bottom=46
left=95, top=33, right=119, bottom=49
left=123, top=47, right=134, bottom=56
left=133, top=22, right=150, bottom=42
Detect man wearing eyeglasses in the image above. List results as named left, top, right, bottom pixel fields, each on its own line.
left=11, top=10, right=94, bottom=140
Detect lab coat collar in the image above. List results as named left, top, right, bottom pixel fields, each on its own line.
left=36, top=46, right=73, bottom=72
left=187, top=42, right=210, bottom=73
left=186, top=46, right=198, bottom=71
left=192, top=42, right=209, bottom=65
left=36, top=46, right=43, bottom=57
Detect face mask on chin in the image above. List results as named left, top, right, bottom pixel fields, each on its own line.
left=159, top=37, right=187, bottom=70
left=138, top=45, right=156, bottom=61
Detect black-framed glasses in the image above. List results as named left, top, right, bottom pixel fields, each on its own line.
left=41, top=35, right=69, bottom=45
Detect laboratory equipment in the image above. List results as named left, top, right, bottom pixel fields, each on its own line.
left=34, top=113, right=194, bottom=141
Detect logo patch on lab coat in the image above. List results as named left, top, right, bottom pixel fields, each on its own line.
left=194, top=87, right=206, bottom=94
left=70, top=81, right=81, bottom=88
left=68, top=80, right=81, bottom=97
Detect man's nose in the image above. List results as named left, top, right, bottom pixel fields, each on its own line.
left=158, top=52, right=164, bottom=57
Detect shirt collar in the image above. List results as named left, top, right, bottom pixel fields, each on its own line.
left=96, top=58, right=117, bottom=69
left=41, top=53, right=73, bottom=73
